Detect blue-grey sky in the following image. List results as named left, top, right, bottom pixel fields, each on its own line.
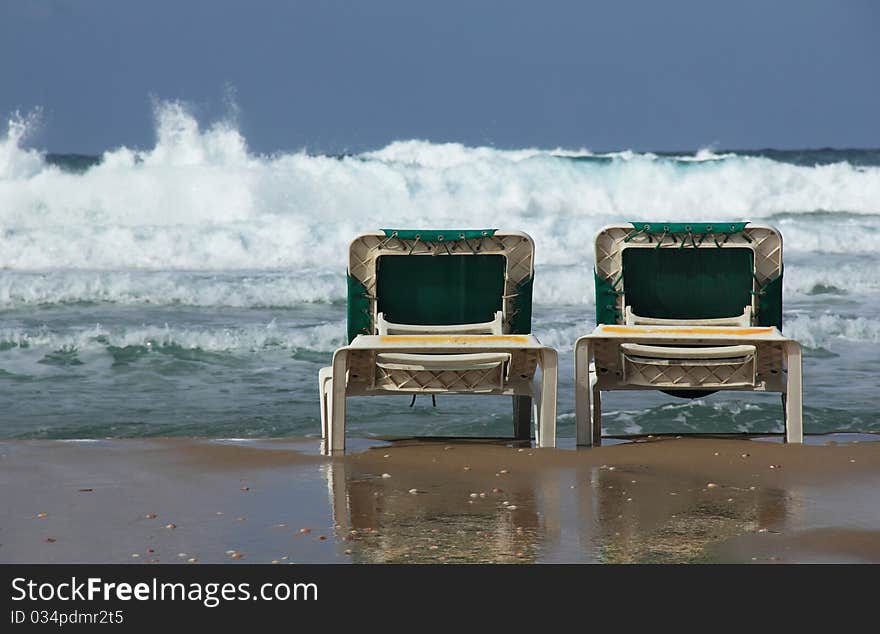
left=2, top=0, right=878, bottom=154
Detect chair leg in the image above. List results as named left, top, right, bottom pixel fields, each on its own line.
left=318, top=367, right=332, bottom=441
left=783, top=341, right=804, bottom=443
left=318, top=368, right=335, bottom=456
left=536, top=348, right=557, bottom=448
left=575, top=338, right=593, bottom=446
left=592, top=385, right=602, bottom=447
left=328, top=349, right=349, bottom=455
left=512, top=395, right=532, bottom=441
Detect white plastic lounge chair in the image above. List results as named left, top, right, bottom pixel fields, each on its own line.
left=319, top=229, right=558, bottom=455
left=575, top=222, right=803, bottom=445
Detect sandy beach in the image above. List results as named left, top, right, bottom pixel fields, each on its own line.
left=2, top=434, right=880, bottom=564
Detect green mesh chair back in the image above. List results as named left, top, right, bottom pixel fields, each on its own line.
left=594, top=222, right=783, bottom=329
left=376, top=254, right=506, bottom=326
left=622, top=247, right=755, bottom=320
left=346, top=230, right=535, bottom=342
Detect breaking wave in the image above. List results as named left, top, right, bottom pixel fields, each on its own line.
left=2, top=103, right=879, bottom=278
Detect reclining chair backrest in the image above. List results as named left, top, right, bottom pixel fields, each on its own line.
left=346, top=230, right=535, bottom=343
left=594, top=222, right=784, bottom=329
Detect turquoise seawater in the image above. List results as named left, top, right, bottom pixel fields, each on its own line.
left=1, top=106, right=878, bottom=439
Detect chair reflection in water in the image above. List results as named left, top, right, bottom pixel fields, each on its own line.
left=323, top=458, right=559, bottom=563
left=319, top=230, right=557, bottom=455
left=575, top=460, right=804, bottom=563
left=575, top=223, right=803, bottom=446
left=322, top=451, right=804, bottom=563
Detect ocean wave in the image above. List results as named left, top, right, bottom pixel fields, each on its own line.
left=785, top=314, right=880, bottom=348
left=782, top=260, right=880, bottom=298
left=5, top=311, right=871, bottom=360
left=1, top=103, right=879, bottom=273
left=0, top=267, right=591, bottom=308
left=0, top=270, right=342, bottom=308
left=0, top=320, right=346, bottom=355
left=601, top=399, right=768, bottom=435
left=0, top=255, right=876, bottom=310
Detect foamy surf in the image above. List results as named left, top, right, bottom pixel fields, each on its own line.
left=1, top=101, right=878, bottom=439
left=1, top=309, right=877, bottom=361
left=0, top=320, right=346, bottom=355
left=3, top=104, right=880, bottom=273
left=0, top=270, right=343, bottom=309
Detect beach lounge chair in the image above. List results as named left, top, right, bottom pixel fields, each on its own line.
left=319, top=229, right=558, bottom=455
left=575, top=222, right=803, bottom=445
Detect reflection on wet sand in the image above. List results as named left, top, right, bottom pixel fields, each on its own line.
left=324, top=439, right=819, bottom=563
left=3, top=436, right=878, bottom=563
left=581, top=465, right=801, bottom=563
left=326, top=457, right=555, bottom=562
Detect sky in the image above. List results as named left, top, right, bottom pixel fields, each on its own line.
left=1, top=0, right=878, bottom=154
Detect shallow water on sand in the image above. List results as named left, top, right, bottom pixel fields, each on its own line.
left=3, top=437, right=880, bottom=564
left=0, top=287, right=876, bottom=440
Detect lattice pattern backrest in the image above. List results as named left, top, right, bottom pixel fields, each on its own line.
left=593, top=223, right=783, bottom=328
left=347, top=230, right=535, bottom=342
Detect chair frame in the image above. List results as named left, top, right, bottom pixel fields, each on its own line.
left=319, top=230, right=557, bottom=455
left=575, top=223, right=803, bottom=445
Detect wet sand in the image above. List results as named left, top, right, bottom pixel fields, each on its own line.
left=2, top=435, right=880, bottom=563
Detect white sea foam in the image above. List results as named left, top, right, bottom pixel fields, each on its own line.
left=0, top=313, right=868, bottom=354
left=0, top=320, right=346, bottom=354
left=785, top=314, right=880, bottom=349
left=1, top=102, right=880, bottom=277
left=0, top=270, right=341, bottom=308
left=783, top=261, right=880, bottom=298
left=0, top=110, right=45, bottom=180
left=4, top=310, right=875, bottom=357
left=0, top=257, right=875, bottom=309
left=363, top=140, right=591, bottom=168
